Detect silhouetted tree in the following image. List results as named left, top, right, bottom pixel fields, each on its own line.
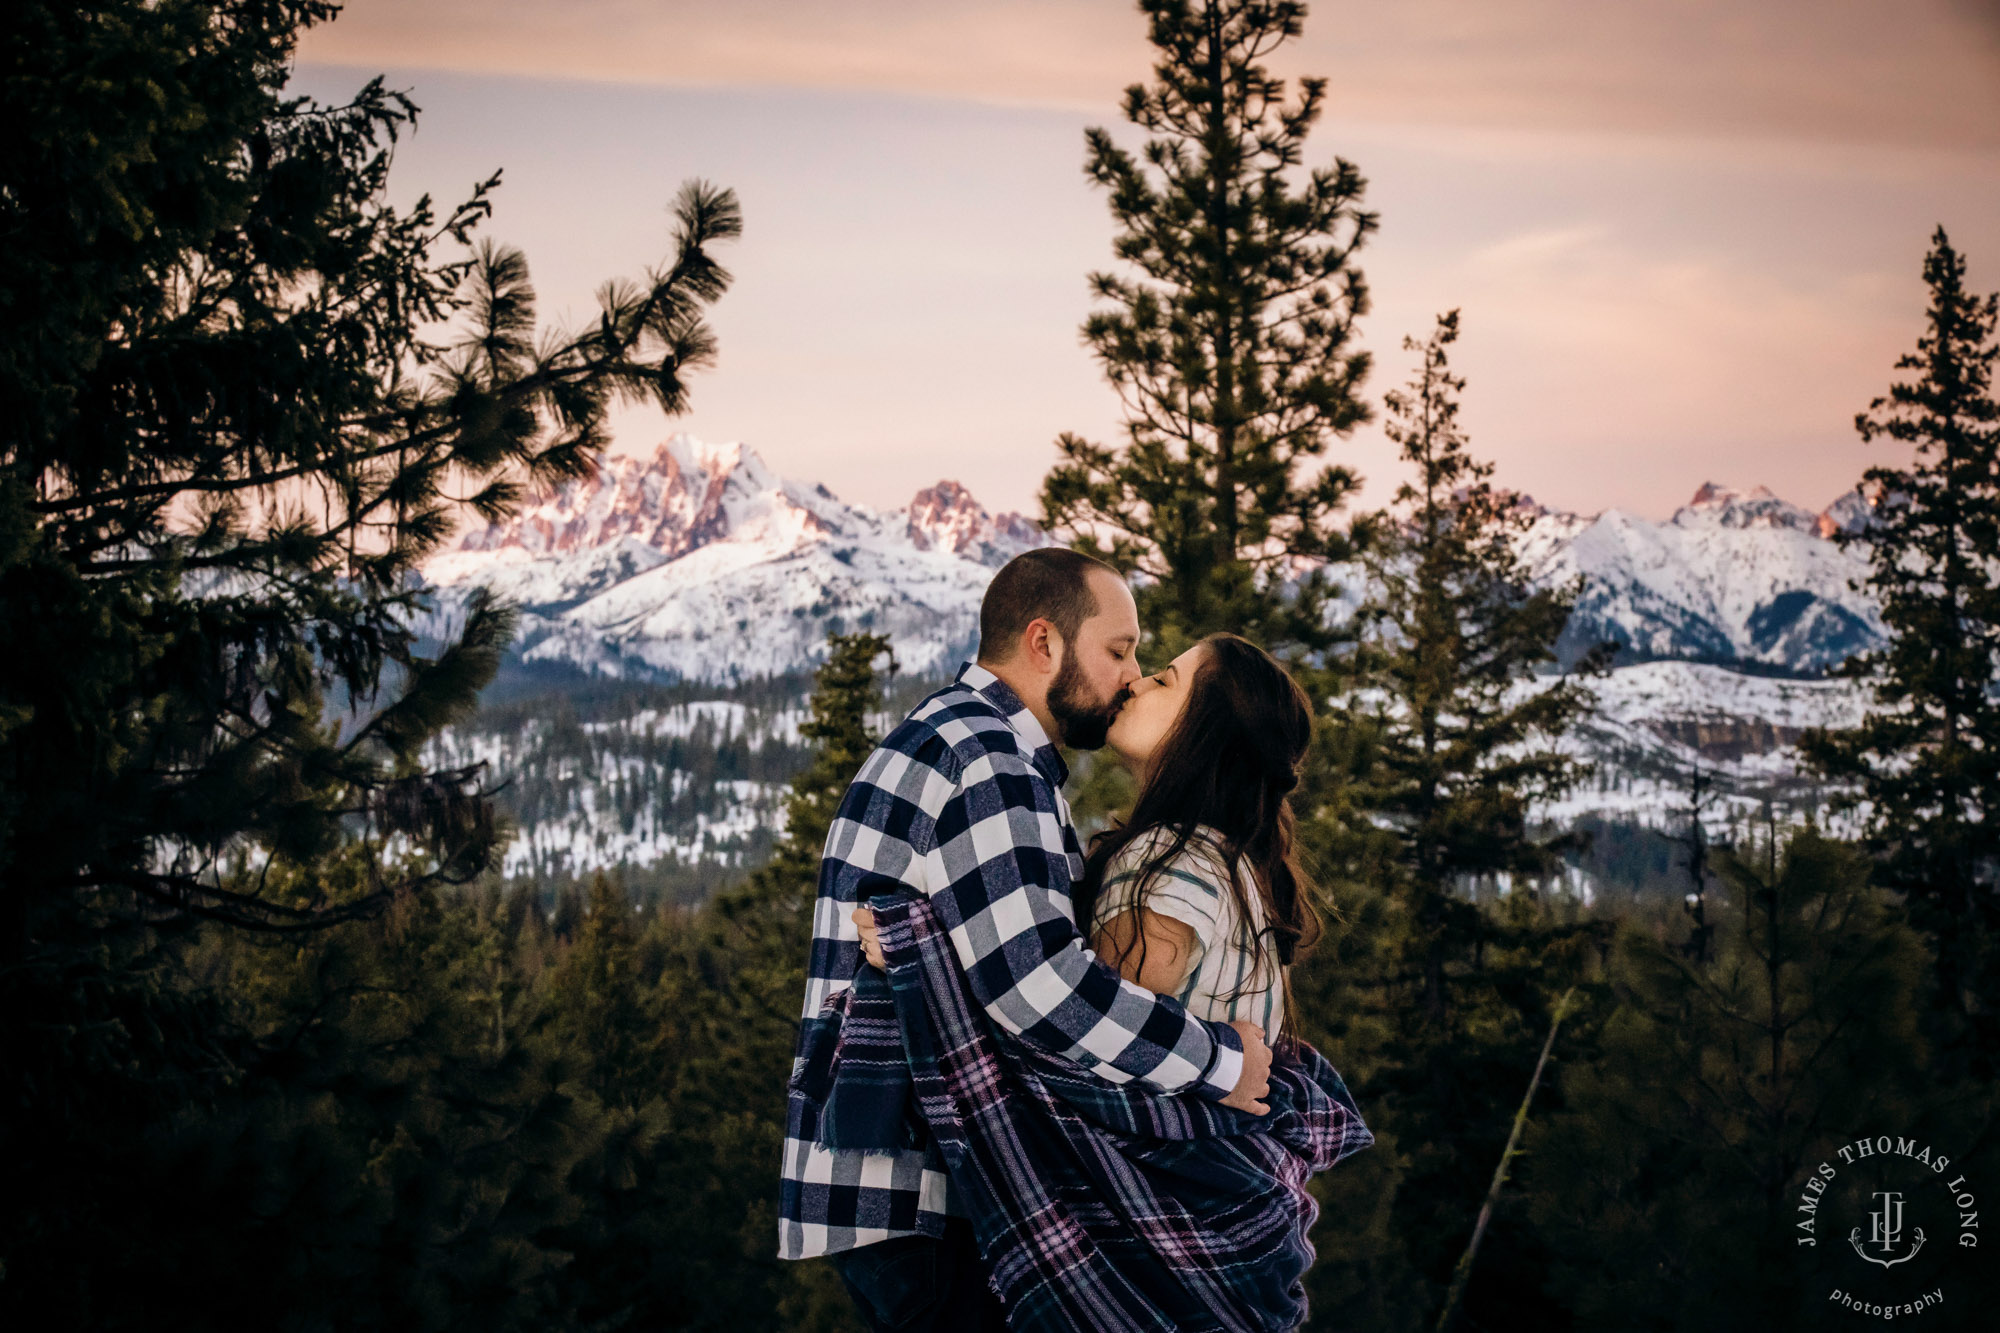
left=1294, top=313, right=1608, bottom=1331
left=1802, top=226, right=2000, bottom=1071
left=1331, top=311, right=1605, bottom=1027
left=658, top=631, right=893, bottom=1331
left=1040, top=0, right=1375, bottom=656
left=0, top=2, right=737, bottom=1321
left=0, top=0, right=739, bottom=947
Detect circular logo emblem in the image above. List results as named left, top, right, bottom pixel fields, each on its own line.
left=1796, top=1134, right=1977, bottom=1320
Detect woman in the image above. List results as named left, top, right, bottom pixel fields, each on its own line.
left=849, top=633, right=1368, bottom=1331
left=1075, top=631, right=1319, bottom=1050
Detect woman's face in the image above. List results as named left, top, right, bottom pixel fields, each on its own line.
left=1106, top=644, right=1207, bottom=772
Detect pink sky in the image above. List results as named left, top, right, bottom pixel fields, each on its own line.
left=294, top=0, right=2000, bottom=521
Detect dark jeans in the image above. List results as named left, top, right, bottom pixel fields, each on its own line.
left=827, top=1216, right=1009, bottom=1332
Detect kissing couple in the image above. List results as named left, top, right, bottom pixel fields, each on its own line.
left=778, top=548, right=1373, bottom=1332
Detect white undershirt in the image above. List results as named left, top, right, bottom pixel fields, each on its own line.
left=1089, top=825, right=1285, bottom=1041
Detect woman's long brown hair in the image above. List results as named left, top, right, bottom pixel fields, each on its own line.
left=1074, top=633, right=1323, bottom=1040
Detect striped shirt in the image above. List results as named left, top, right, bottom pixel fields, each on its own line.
left=777, top=661, right=1248, bottom=1261
left=1090, top=826, right=1286, bottom=1042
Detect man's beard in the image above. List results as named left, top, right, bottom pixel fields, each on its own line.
left=1047, top=650, right=1126, bottom=750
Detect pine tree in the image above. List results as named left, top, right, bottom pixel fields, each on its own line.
left=1291, top=313, right=1609, bottom=1329
left=547, top=870, right=650, bottom=1101
left=657, top=632, right=892, bottom=1331
left=0, top=0, right=741, bottom=950
left=1800, top=227, right=2000, bottom=1069
left=1676, top=765, right=1731, bottom=963
left=4, top=851, right=603, bottom=1330
left=0, top=3, right=738, bottom=1320
left=1039, top=0, right=1376, bottom=656
left=751, top=633, right=896, bottom=897
left=1329, top=311, right=1605, bottom=1027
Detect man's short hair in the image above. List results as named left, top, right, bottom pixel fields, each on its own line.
left=977, top=548, right=1120, bottom=665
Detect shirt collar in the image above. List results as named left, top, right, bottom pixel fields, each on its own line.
left=956, top=660, right=1070, bottom=788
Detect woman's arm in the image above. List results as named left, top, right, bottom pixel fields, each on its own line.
left=1093, top=908, right=1200, bottom=997
left=855, top=904, right=1201, bottom=997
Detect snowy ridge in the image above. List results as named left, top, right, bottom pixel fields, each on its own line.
left=437, top=658, right=1881, bottom=884
left=424, top=452, right=1886, bottom=684
left=422, top=433, right=1048, bottom=683
left=411, top=439, right=1905, bottom=888
left=492, top=774, right=787, bottom=883
left=425, top=697, right=808, bottom=882
left=1519, top=481, right=1884, bottom=671
left=1532, top=660, right=1871, bottom=835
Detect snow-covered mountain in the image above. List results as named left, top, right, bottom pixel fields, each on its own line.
left=424, top=435, right=1886, bottom=685
left=425, top=697, right=808, bottom=886
left=423, top=434, right=1048, bottom=682
left=1522, top=481, right=1883, bottom=672
left=1536, top=658, right=1870, bottom=836
left=414, top=439, right=1904, bottom=893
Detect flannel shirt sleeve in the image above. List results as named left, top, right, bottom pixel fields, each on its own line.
left=915, top=745, right=1244, bottom=1102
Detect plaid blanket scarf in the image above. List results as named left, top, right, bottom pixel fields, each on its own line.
left=811, top=884, right=1374, bottom=1332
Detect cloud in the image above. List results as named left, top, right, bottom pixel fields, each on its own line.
left=297, top=0, right=2000, bottom=151
left=280, top=12, right=1999, bottom=524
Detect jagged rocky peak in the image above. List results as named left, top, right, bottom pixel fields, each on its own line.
left=902, top=479, right=1046, bottom=567
left=420, top=425, right=1889, bottom=683
left=1676, top=481, right=1819, bottom=532
left=454, top=433, right=832, bottom=561
left=1816, top=478, right=1892, bottom=539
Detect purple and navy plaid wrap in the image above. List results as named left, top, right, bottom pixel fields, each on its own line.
left=864, top=884, right=1375, bottom=1333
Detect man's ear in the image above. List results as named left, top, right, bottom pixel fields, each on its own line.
left=1022, top=617, right=1063, bottom=676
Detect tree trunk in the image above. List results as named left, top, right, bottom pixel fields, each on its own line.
left=1434, top=987, right=1577, bottom=1333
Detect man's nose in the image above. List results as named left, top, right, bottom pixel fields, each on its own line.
left=1119, top=656, right=1143, bottom=685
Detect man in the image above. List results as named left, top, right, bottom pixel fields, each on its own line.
left=777, top=547, right=1275, bottom=1332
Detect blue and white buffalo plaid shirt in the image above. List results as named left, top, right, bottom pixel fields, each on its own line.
left=777, top=661, right=1247, bottom=1260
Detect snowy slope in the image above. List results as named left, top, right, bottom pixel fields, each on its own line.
left=411, top=440, right=1907, bottom=885
left=1535, top=659, right=1871, bottom=836
left=422, top=433, right=1048, bottom=682
left=433, top=657, right=1879, bottom=883
left=422, top=441, right=1887, bottom=685
left=426, top=699, right=806, bottom=881
left=1529, top=482, right=1883, bottom=671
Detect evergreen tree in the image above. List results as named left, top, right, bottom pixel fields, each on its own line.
left=0, top=0, right=741, bottom=948
left=657, top=632, right=892, bottom=1331
left=1801, top=227, right=2000, bottom=1070
left=4, top=853, right=604, bottom=1330
left=1039, top=0, right=1376, bottom=655
left=1330, top=311, right=1605, bottom=1026
left=1674, top=765, right=1722, bottom=964
left=0, top=2, right=738, bottom=1321
left=1291, top=313, right=1609, bottom=1330
left=748, top=633, right=896, bottom=898
left=548, top=871, right=650, bottom=1101
left=1525, top=830, right=1935, bottom=1333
